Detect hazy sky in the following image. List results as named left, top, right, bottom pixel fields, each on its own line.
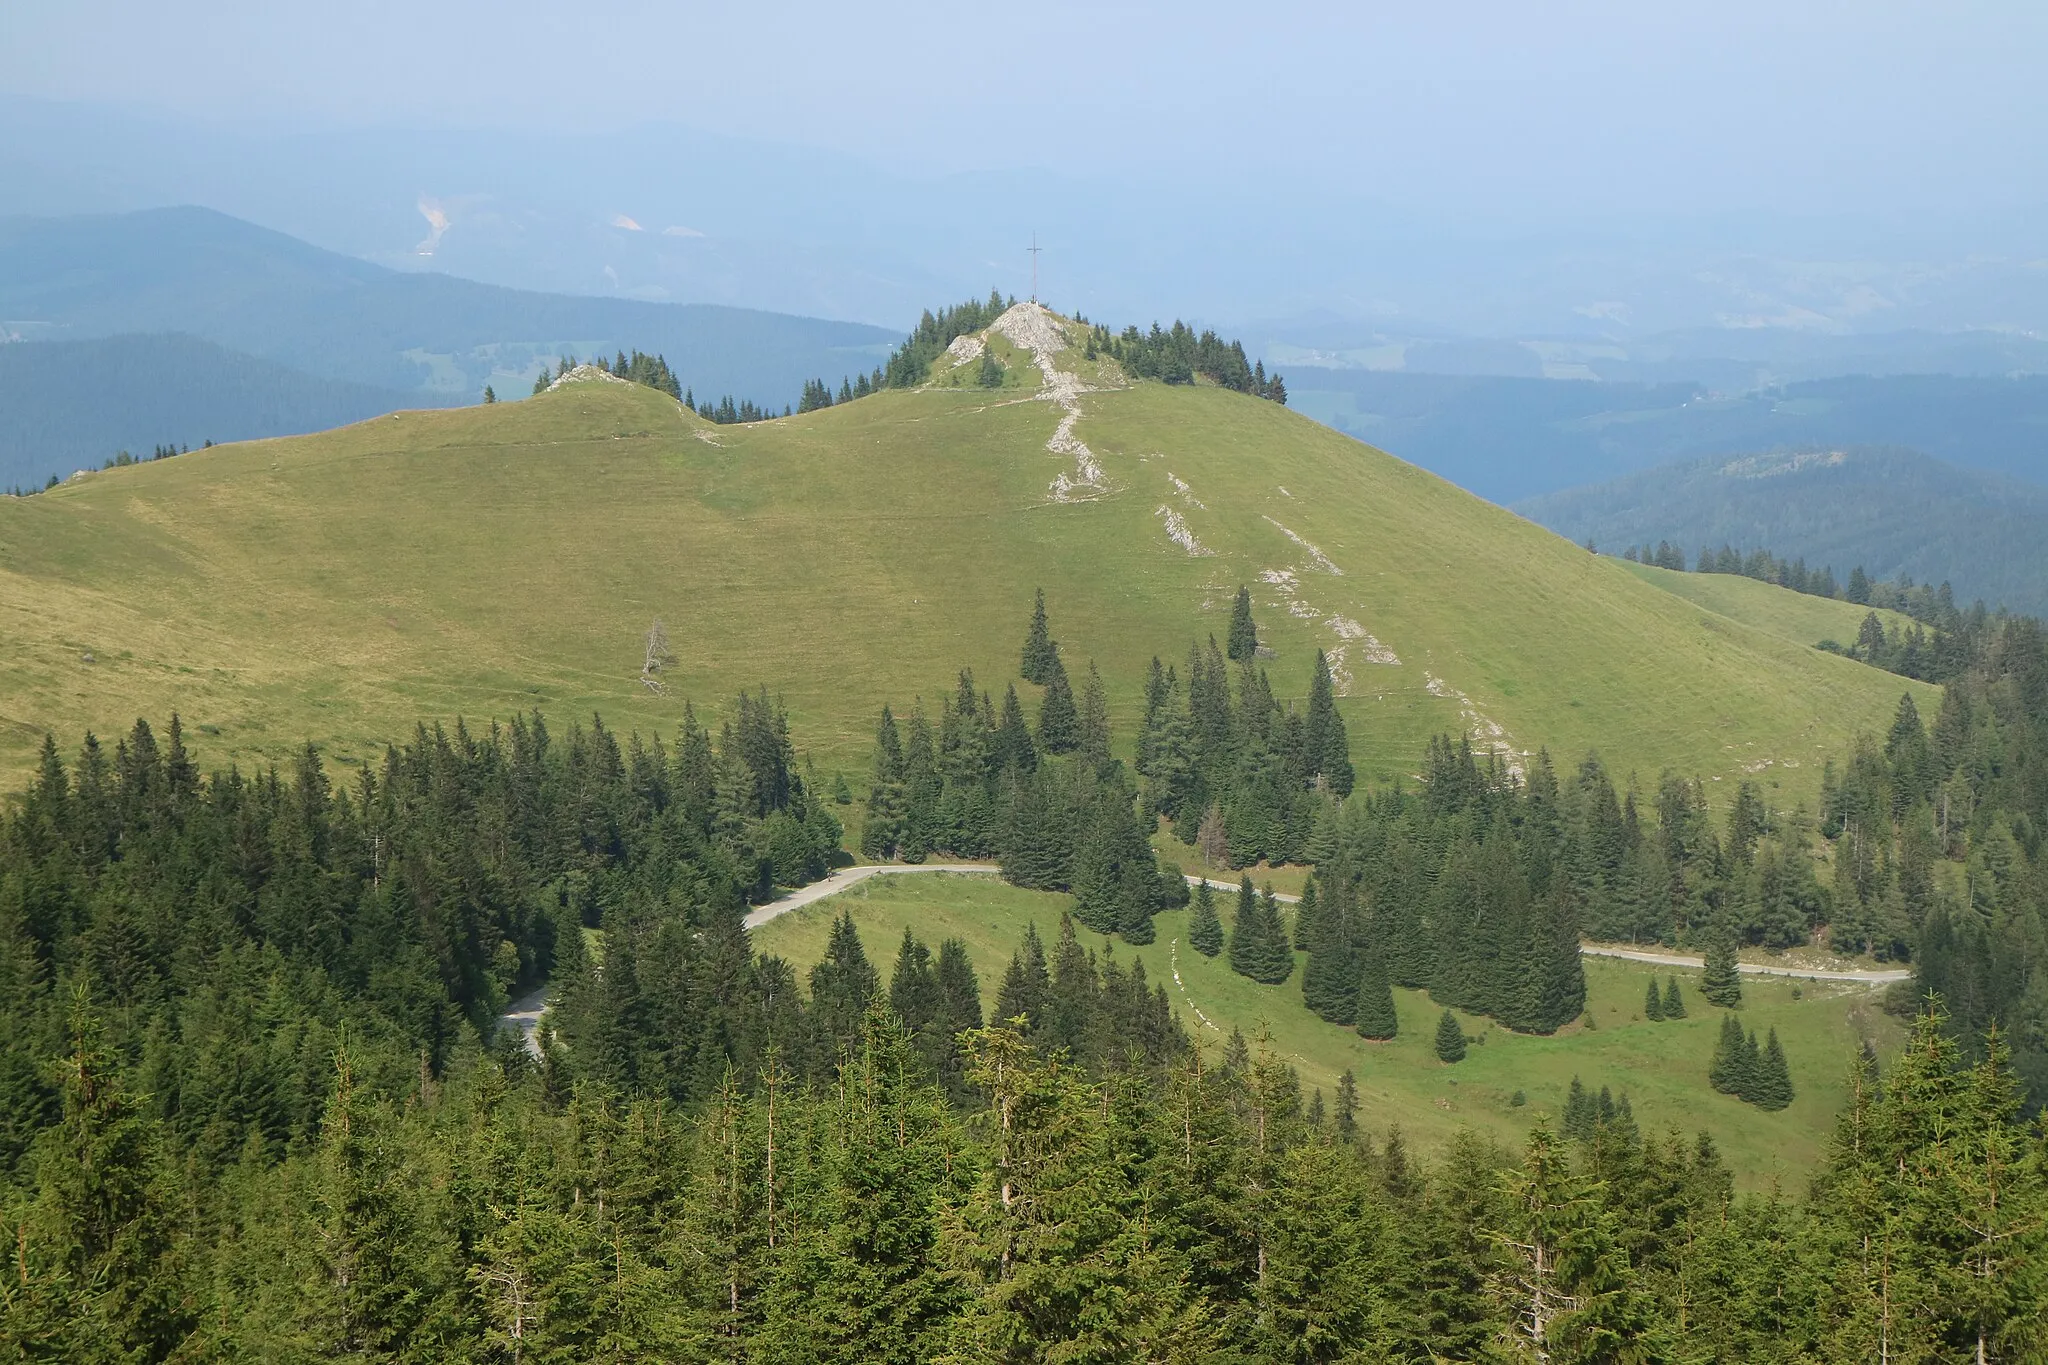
left=6, top=0, right=2042, bottom=223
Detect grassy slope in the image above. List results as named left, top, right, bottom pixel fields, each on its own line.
left=754, top=872, right=1901, bottom=1183
left=0, top=330, right=1933, bottom=797
left=1621, top=561, right=1922, bottom=650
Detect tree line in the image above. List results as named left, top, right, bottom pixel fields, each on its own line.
left=881, top=291, right=1014, bottom=389
left=7, top=963, right=2042, bottom=1361
left=1616, top=538, right=2017, bottom=684
left=1085, top=320, right=1288, bottom=403
left=529, top=350, right=684, bottom=401
left=4, top=440, right=220, bottom=497
left=5, top=620, right=2048, bottom=1356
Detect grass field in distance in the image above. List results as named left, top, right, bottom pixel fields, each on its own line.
left=0, top=322, right=1933, bottom=806
left=752, top=872, right=1902, bottom=1184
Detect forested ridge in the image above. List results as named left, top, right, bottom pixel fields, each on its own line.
left=5, top=600, right=2048, bottom=1359
left=1525, top=445, right=2048, bottom=618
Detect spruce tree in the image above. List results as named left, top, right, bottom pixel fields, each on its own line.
left=1227, top=585, right=1258, bottom=661
left=1433, top=1009, right=1467, bottom=1063
left=1302, top=648, right=1354, bottom=796
left=1701, top=927, right=1743, bottom=1007
left=1756, top=1028, right=1793, bottom=1110
left=1043, top=915, right=1098, bottom=1061
left=1739, top=1028, right=1764, bottom=1101
left=861, top=705, right=905, bottom=860
left=1228, top=875, right=1262, bottom=980
left=1078, top=661, right=1112, bottom=767
left=1708, top=1014, right=1745, bottom=1095
left=1564, top=1076, right=1592, bottom=1140
left=1254, top=885, right=1295, bottom=985
left=1644, top=977, right=1666, bottom=1021
left=1187, top=879, right=1224, bottom=956
left=992, top=922, right=1049, bottom=1033
left=1334, top=1069, right=1359, bottom=1143
left=1117, top=880, right=1157, bottom=946
left=1036, top=653, right=1079, bottom=753
left=1300, top=887, right=1356, bottom=1023
left=1020, top=589, right=1056, bottom=684
left=810, top=911, right=879, bottom=1058
left=1519, top=879, right=1586, bottom=1034
left=1292, top=874, right=1321, bottom=951
left=995, top=685, right=1037, bottom=775
left=1354, top=942, right=1398, bottom=1040
left=1662, top=975, right=1686, bottom=1019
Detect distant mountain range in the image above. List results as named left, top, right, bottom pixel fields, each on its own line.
left=0, top=207, right=899, bottom=485
left=0, top=333, right=424, bottom=489
left=1288, top=368, right=2048, bottom=503
left=1515, top=447, right=2048, bottom=616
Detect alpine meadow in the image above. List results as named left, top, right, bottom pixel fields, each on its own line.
left=3, top=298, right=2046, bottom=1363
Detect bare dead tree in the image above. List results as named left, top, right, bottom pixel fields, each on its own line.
left=642, top=618, right=674, bottom=694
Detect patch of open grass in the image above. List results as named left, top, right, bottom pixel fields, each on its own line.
left=0, top=345, right=1932, bottom=804
left=1622, top=561, right=1920, bottom=653
left=753, top=872, right=1902, bottom=1185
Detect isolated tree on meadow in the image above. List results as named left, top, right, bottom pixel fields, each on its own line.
left=1434, top=1009, right=1467, bottom=1063
left=1227, top=586, right=1258, bottom=662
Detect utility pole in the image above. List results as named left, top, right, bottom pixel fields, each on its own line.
left=1028, top=232, right=1041, bottom=304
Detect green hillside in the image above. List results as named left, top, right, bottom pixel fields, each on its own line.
left=753, top=872, right=1902, bottom=1183
left=0, top=306, right=1933, bottom=796
left=1620, top=560, right=1920, bottom=652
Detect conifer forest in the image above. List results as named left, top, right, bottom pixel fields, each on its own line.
left=1, top=589, right=2045, bottom=1361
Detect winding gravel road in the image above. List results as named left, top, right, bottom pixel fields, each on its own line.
left=1581, top=945, right=1909, bottom=984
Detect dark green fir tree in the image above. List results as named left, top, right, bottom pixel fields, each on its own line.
left=1302, top=648, right=1354, bottom=796
left=1254, top=885, right=1295, bottom=985
left=1292, top=874, right=1321, bottom=951
left=1354, top=943, right=1398, bottom=1041
left=1037, top=653, right=1079, bottom=754
left=1228, top=876, right=1262, bottom=980
left=1187, top=880, right=1224, bottom=957
left=1644, top=977, right=1666, bottom=1021
left=992, top=922, right=1049, bottom=1034
left=1701, top=926, right=1743, bottom=1008
left=1662, top=975, right=1686, bottom=1019
left=1020, top=589, right=1056, bottom=684
left=1227, top=585, right=1259, bottom=662
left=1755, top=1027, right=1794, bottom=1110
left=1434, top=1009, right=1467, bottom=1063
left=1334, top=1069, right=1359, bottom=1143
left=1708, top=1014, right=1746, bottom=1095
left=1563, top=1076, right=1593, bottom=1141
